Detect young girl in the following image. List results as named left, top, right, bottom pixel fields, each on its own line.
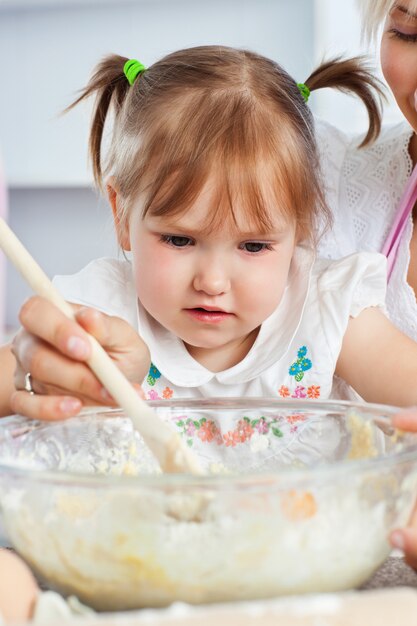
left=1, top=45, right=404, bottom=422
left=0, top=46, right=415, bottom=409
left=0, top=44, right=416, bottom=616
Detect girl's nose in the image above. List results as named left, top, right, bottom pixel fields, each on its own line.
left=192, top=262, right=231, bottom=295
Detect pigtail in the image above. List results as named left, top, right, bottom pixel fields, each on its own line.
left=65, top=54, right=132, bottom=187
left=305, top=57, right=385, bottom=147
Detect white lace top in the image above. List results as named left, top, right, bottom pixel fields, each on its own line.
left=316, top=118, right=417, bottom=341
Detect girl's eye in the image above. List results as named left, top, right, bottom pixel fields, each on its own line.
left=240, top=242, right=273, bottom=253
left=161, top=235, right=193, bottom=247
left=389, top=28, right=417, bottom=43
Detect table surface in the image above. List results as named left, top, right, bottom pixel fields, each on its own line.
left=361, top=555, right=417, bottom=590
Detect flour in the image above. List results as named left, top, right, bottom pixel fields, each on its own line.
left=2, top=476, right=392, bottom=611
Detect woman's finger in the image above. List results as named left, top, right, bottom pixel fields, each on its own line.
left=10, top=390, right=82, bottom=421
left=13, top=298, right=150, bottom=415
left=75, top=306, right=118, bottom=347
left=13, top=335, right=109, bottom=405
left=75, top=307, right=150, bottom=382
left=392, top=408, right=417, bottom=432
left=390, top=528, right=417, bottom=570
left=18, top=297, right=91, bottom=362
left=14, top=371, right=115, bottom=408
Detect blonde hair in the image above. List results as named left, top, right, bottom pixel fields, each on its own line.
left=359, top=0, right=417, bottom=41
left=68, top=46, right=383, bottom=245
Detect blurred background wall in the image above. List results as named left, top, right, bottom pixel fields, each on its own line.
left=0, top=0, right=400, bottom=336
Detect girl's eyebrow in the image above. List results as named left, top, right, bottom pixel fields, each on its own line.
left=151, top=222, right=285, bottom=238
left=393, top=3, right=417, bottom=20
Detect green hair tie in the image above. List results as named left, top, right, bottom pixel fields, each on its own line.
left=297, top=83, right=310, bottom=103
left=124, top=59, right=146, bottom=86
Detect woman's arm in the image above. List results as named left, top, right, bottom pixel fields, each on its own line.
left=0, top=549, right=39, bottom=621
left=389, top=411, right=417, bottom=568
left=0, top=343, right=16, bottom=417
left=337, top=309, right=417, bottom=567
left=336, top=306, right=417, bottom=406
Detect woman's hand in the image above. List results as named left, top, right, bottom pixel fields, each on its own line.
left=10, top=296, right=150, bottom=420
left=391, top=519, right=417, bottom=570
left=390, top=409, right=417, bottom=568
left=0, top=549, right=39, bottom=621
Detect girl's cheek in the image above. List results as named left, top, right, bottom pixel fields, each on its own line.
left=149, top=249, right=179, bottom=280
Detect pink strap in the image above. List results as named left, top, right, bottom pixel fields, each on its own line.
left=381, top=163, right=417, bottom=282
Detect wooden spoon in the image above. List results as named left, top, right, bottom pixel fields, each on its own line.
left=0, top=218, right=203, bottom=475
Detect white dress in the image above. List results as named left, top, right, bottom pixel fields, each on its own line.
left=316, top=118, right=417, bottom=341
left=53, top=249, right=387, bottom=470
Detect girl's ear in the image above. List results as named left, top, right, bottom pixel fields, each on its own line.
left=107, top=179, right=131, bottom=251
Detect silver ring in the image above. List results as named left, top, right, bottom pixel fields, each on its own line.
left=24, top=372, right=35, bottom=395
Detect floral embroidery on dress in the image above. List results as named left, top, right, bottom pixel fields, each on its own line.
left=175, top=415, right=287, bottom=448
left=162, top=387, right=173, bottom=399
left=147, top=363, right=161, bottom=386
left=223, top=431, right=242, bottom=448
left=286, top=413, right=307, bottom=424
left=307, top=385, right=320, bottom=399
left=288, top=346, right=312, bottom=382
left=144, top=364, right=174, bottom=400
left=175, top=417, right=222, bottom=448
left=278, top=385, right=290, bottom=398
left=277, top=347, right=320, bottom=400
left=278, top=384, right=320, bottom=400
left=292, top=385, right=307, bottom=398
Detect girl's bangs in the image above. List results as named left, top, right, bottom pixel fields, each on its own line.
left=141, top=130, right=306, bottom=236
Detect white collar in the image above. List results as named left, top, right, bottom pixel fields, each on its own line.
left=136, top=245, right=315, bottom=387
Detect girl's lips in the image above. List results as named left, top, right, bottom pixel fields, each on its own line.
left=184, top=308, right=233, bottom=324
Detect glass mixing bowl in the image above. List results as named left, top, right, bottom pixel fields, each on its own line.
left=0, top=398, right=417, bottom=611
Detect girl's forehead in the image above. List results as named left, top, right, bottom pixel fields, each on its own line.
left=145, top=198, right=294, bottom=238
left=132, top=161, right=301, bottom=238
